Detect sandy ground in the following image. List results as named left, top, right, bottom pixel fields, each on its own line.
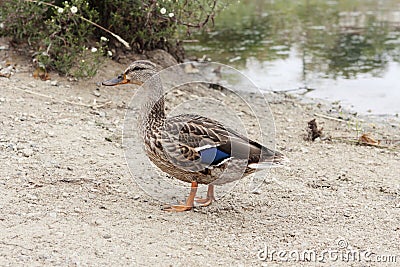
left=1, top=46, right=399, bottom=266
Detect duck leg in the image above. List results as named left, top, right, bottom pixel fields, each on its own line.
left=195, top=184, right=215, bottom=207
left=164, top=181, right=198, bottom=212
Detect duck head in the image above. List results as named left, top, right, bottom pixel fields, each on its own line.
left=102, top=60, right=157, bottom=86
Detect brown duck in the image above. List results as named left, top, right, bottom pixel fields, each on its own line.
left=103, top=60, right=286, bottom=211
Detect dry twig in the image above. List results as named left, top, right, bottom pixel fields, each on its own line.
left=314, top=113, right=356, bottom=125
left=14, top=87, right=110, bottom=109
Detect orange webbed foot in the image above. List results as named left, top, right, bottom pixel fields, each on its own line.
left=194, top=185, right=215, bottom=207
left=162, top=181, right=198, bottom=212
left=163, top=205, right=194, bottom=212
left=194, top=197, right=214, bottom=207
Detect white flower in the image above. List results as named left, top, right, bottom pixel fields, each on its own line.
left=168, top=12, right=174, bottom=18
left=0, top=23, right=4, bottom=29
left=160, top=7, right=166, bottom=14
left=81, top=59, right=85, bottom=63
left=107, top=51, right=113, bottom=57
left=70, top=6, right=78, bottom=14
left=91, top=47, right=97, bottom=53
left=57, top=7, right=64, bottom=13
left=100, top=36, right=108, bottom=42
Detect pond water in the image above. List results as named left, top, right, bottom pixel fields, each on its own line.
left=185, top=0, right=400, bottom=116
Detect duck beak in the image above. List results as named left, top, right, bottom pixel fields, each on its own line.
left=102, top=74, right=129, bottom=86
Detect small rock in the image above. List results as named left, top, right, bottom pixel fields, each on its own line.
left=15, top=143, right=25, bottom=150
left=0, top=65, right=13, bottom=78
left=47, top=131, right=55, bottom=137
left=251, top=188, right=261, bottom=195
left=300, top=147, right=309, bottom=153
left=133, top=195, right=140, bottom=200
left=0, top=97, right=5, bottom=102
left=26, top=193, right=38, bottom=200
left=184, top=64, right=199, bottom=74
left=93, top=91, right=101, bottom=97
left=91, top=219, right=103, bottom=226
left=50, top=80, right=58, bottom=86
left=103, top=234, right=112, bottom=239
left=7, top=143, right=15, bottom=150
left=21, top=148, right=34, bottom=157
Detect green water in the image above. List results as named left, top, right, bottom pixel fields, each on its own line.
left=185, top=0, right=400, bottom=115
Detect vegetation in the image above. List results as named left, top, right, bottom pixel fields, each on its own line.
left=0, top=0, right=224, bottom=77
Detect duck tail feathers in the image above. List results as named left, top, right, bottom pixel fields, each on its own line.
left=249, top=151, right=289, bottom=169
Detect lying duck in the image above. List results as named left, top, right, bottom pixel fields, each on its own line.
left=103, top=60, right=286, bottom=211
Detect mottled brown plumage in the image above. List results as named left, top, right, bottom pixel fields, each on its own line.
left=103, top=60, right=286, bottom=211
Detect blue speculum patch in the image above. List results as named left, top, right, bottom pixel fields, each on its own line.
left=199, top=147, right=230, bottom=166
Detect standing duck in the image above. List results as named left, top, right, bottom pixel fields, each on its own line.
left=103, top=60, right=286, bottom=211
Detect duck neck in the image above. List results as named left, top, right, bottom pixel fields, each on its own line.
left=144, top=73, right=166, bottom=127
left=148, top=97, right=166, bottom=126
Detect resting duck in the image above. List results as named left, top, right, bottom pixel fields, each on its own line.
left=103, top=60, right=286, bottom=211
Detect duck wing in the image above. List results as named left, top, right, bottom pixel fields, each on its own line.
left=160, top=114, right=284, bottom=170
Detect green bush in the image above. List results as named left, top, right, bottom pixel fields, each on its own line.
left=0, top=0, right=222, bottom=77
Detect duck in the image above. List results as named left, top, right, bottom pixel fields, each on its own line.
left=103, top=60, right=286, bottom=211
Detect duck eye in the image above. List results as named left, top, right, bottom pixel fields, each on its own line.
left=133, top=66, right=145, bottom=71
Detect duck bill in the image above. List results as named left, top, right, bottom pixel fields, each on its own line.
left=102, top=75, right=144, bottom=86
left=102, top=75, right=129, bottom=86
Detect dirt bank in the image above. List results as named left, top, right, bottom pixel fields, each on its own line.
left=1, top=47, right=399, bottom=266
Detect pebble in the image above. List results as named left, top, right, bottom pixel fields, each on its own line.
left=96, top=111, right=106, bottom=117
left=93, top=91, right=101, bottom=97
left=7, top=143, right=15, bottom=150
left=300, top=147, right=309, bottom=153
left=21, top=148, right=34, bottom=157
left=26, top=193, right=38, bottom=200
left=50, top=80, right=58, bottom=86
left=184, top=64, right=199, bottom=74
left=103, top=234, right=112, bottom=239
left=0, top=65, right=13, bottom=78
left=251, top=189, right=261, bottom=195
